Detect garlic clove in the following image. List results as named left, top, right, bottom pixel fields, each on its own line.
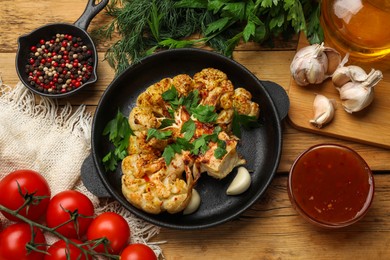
left=324, top=47, right=342, bottom=75
left=309, top=94, right=337, bottom=128
left=337, top=82, right=374, bottom=113
left=348, top=65, right=369, bottom=82
left=183, top=189, right=201, bottom=215
left=226, top=167, right=251, bottom=195
left=332, top=66, right=352, bottom=87
left=306, top=55, right=328, bottom=85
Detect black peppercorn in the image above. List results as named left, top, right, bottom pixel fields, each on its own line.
left=25, top=33, right=94, bottom=94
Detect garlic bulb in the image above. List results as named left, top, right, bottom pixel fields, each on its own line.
left=309, top=94, right=337, bottom=128
left=337, top=69, right=383, bottom=113
left=290, top=43, right=341, bottom=86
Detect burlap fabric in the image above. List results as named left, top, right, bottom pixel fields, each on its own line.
left=0, top=79, right=162, bottom=257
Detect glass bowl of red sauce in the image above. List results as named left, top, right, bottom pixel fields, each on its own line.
left=288, top=144, right=374, bottom=228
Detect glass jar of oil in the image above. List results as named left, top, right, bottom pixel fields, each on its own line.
left=321, top=0, right=390, bottom=61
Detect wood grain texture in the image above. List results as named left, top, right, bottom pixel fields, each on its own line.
left=155, top=175, right=390, bottom=260
left=1, top=1, right=390, bottom=259
left=288, top=36, right=390, bottom=148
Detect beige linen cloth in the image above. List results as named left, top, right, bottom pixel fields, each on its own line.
left=0, top=78, right=162, bottom=257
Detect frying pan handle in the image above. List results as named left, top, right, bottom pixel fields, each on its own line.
left=81, top=154, right=112, bottom=198
left=261, top=80, right=290, bottom=120
left=74, top=0, right=109, bottom=30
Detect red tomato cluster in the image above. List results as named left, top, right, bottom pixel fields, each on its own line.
left=0, top=169, right=157, bottom=260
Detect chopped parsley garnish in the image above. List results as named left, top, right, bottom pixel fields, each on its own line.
left=159, top=118, right=175, bottom=129
left=181, top=119, right=196, bottom=141
left=232, top=109, right=261, bottom=138
left=191, top=104, right=218, bottom=123
left=146, top=128, right=172, bottom=141
left=162, top=86, right=218, bottom=123
left=215, top=139, right=228, bottom=159
left=102, top=109, right=134, bottom=172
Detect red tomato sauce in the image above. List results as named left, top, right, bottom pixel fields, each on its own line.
left=289, top=144, right=374, bottom=226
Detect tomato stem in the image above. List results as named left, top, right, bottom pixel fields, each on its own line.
left=0, top=204, right=120, bottom=259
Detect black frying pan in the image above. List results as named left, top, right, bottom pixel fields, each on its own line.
left=16, top=0, right=108, bottom=98
left=82, top=48, right=290, bottom=229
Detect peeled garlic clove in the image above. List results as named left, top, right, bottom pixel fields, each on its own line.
left=290, top=43, right=329, bottom=86
left=309, top=94, right=336, bottom=128
left=324, top=47, right=341, bottom=75
left=226, top=167, right=251, bottom=195
left=183, top=189, right=201, bottom=215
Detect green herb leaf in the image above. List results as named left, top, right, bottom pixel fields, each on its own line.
left=181, top=119, right=196, bottom=141
left=205, top=17, right=231, bottom=36
left=174, top=0, right=208, bottom=8
left=232, top=109, right=261, bottom=138
left=243, top=21, right=256, bottom=42
left=102, top=152, right=118, bottom=172
left=162, top=143, right=184, bottom=165
left=162, top=145, right=176, bottom=165
left=159, top=118, right=175, bottom=129
left=162, top=86, right=183, bottom=110
left=182, top=89, right=200, bottom=111
left=162, top=85, right=179, bottom=102
left=102, top=109, right=133, bottom=171
left=176, top=137, right=194, bottom=151
left=146, top=128, right=172, bottom=141
left=214, top=139, right=227, bottom=159
left=191, top=105, right=218, bottom=123
left=148, top=2, right=163, bottom=41
left=191, top=136, right=207, bottom=155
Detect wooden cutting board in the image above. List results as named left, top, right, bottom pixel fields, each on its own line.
left=288, top=36, right=390, bottom=148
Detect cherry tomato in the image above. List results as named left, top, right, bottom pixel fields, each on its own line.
left=46, top=190, right=94, bottom=239
left=0, top=169, right=51, bottom=222
left=120, top=244, right=157, bottom=260
left=45, top=239, right=90, bottom=260
left=0, top=222, right=46, bottom=260
left=86, top=212, right=130, bottom=254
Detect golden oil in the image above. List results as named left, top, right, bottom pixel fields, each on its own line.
left=321, top=0, right=390, bottom=62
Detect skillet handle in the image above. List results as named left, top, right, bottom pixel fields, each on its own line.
left=261, top=80, right=290, bottom=120
left=81, top=154, right=112, bottom=198
left=74, top=0, right=109, bottom=30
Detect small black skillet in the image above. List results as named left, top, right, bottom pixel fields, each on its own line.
left=15, top=0, right=108, bottom=98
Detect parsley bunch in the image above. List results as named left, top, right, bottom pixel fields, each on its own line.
left=93, top=0, right=322, bottom=74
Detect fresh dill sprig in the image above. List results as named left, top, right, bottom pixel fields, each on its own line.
left=92, top=0, right=322, bottom=74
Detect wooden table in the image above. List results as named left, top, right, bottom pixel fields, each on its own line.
left=1, top=1, right=390, bottom=259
